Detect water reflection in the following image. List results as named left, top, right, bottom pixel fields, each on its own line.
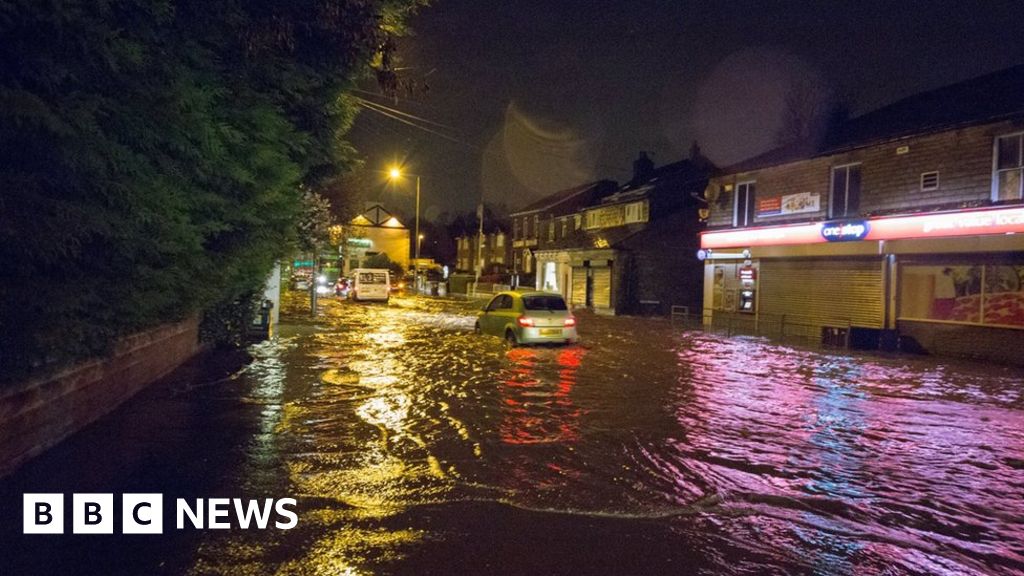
left=499, top=347, right=584, bottom=445
left=189, top=295, right=1024, bottom=575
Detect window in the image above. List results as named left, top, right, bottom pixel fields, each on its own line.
left=513, top=219, right=520, bottom=240
left=830, top=164, right=861, bottom=218
left=561, top=218, right=569, bottom=237
left=486, top=295, right=511, bottom=312
left=533, top=215, right=540, bottom=239
left=496, top=233, right=504, bottom=247
left=547, top=220, right=555, bottom=242
left=524, top=294, right=568, bottom=311
left=733, top=181, right=756, bottom=227
left=900, top=262, right=1024, bottom=327
left=625, top=203, right=638, bottom=223
left=995, top=134, right=1023, bottom=201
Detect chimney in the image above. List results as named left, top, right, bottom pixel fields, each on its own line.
left=631, top=151, right=654, bottom=185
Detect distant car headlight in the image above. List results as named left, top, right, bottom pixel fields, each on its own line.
left=315, top=285, right=331, bottom=295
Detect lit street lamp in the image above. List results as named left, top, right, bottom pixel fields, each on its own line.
left=388, top=166, right=421, bottom=292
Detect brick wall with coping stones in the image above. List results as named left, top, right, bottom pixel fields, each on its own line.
left=0, top=317, right=202, bottom=477
left=707, top=119, right=1022, bottom=230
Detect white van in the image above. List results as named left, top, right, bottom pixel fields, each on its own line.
left=350, top=268, right=391, bottom=302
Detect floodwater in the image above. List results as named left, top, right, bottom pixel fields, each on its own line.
left=3, top=294, right=1024, bottom=575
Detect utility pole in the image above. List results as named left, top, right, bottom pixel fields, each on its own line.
left=310, top=255, right=318, bottom=317
left=474, top=202, right=484, bottom=294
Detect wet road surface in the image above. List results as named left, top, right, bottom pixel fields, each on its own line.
left=3, top=293, right=1024, bottom=575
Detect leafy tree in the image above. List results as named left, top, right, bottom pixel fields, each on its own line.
left=0, top=0, right=427, bottom=380
left=363, top=252, right=405, bottom=279
left=296, top=190, right=336, bottom=255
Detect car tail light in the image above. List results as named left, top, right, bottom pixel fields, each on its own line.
left=516, top=316, right=535, bottom=327
left=563, top=317, right=576, bottom=327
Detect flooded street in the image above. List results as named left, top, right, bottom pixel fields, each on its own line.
left=4, top=294, right=1024, bottom=575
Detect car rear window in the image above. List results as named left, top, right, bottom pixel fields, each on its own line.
left=523, top=295, right=567, bottom=311
left=358, top=273, right=387, bottom=284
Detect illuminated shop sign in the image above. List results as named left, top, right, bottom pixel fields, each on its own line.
left=700, top=206, right=1024, bottom=249
left=821, top=220, right=870, bottom=242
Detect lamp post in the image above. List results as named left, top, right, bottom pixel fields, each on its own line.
left=388, top=167, right=421, bottom=293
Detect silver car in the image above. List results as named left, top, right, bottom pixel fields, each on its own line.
left=475, top=291, right=578, bottom=345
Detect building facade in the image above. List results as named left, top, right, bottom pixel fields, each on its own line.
left=534, top=152, right=711, bottom=314
left=509, top=180, right=617, bottom=284
left=454, top=227, right=511, bottom=275
left=340, top=203, right=410, bottom=274
left=700, top=65, right=1024, bottom=363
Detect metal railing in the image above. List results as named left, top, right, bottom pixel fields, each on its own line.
left=683, top=311, right=852, bottom=348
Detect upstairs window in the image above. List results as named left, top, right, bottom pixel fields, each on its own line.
left=995, top=134, right=1023, bottom=201
left=733, top=181, right=756, bottom=227
left=830, top=164, right=861, bottom=218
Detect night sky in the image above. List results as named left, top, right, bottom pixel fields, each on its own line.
left=347, top=0, right=1024, bottom=219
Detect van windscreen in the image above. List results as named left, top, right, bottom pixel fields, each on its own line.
left=523, top=295, right=567, bottom=311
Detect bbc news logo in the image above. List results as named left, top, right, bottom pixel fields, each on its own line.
left=23, top=494, right=298, bottom=534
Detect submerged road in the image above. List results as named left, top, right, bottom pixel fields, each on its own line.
left=3, top=293, right=1024, bottom=575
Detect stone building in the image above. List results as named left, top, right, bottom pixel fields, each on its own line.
left=700, top=65, right=1024, bottom=363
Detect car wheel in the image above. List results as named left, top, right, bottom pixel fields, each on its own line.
left=505, top=329, right=518, bottom=347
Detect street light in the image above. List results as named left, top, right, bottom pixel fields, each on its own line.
left=388, top=165, right=420, bottom=292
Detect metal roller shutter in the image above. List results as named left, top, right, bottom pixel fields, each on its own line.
left=759, top=259, right=883, bottom=328
left=571, top=267, right=587, bottom=307
left=592, top=267, right=612, bottom=309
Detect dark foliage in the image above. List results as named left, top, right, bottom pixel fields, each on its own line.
left=0, top=0, right=426, bottom=380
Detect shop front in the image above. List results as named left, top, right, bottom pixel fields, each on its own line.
left=700, top=205, right=1024, bottom=360
left=535, top=248, right=619, bottom=313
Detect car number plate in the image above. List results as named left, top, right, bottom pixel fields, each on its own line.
left=540, top=328, right=561, bottom=336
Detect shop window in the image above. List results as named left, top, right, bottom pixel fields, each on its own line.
left=830, top=164, right=861, bottom=218
left=543, top=262, right=558, bottom=292
left=733, top=181, right=756, bottom=227
left=900, top=263, right=1024, bottom=327
left=995, top=133, right=1023, bottom=201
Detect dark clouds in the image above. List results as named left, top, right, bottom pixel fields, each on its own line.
left=347, top=0, right=1024, bottom=216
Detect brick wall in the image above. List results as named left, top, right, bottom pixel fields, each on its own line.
left=0, top=317, right=202, bottom=477
left=708, top=119, right=1022, bottom=229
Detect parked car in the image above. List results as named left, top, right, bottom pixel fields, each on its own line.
left=291, top=270, right=312, bottom=291
left=350, top=268, right=391, bottom=302
left=475, top=291, right=577, bottom=346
